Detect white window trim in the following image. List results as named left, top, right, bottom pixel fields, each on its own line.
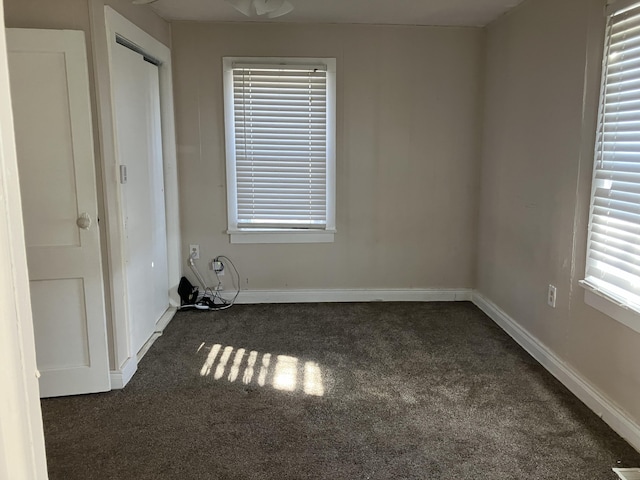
left=581, top=0, right=640, bottom=332
left=580, top=281, right=640, bottom=334
left=223, top=57, right=337, bottom=244
left=227, top=228, right=336, bottom=244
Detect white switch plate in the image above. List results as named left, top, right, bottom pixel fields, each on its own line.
left=189, top=244, right=200, bottom=259
left=119, top=164, right=127, bottom=184
left=548, top=284, right=557, bottom=308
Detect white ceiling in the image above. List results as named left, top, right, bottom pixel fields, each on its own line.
left=150, top=0, right=525, bottom=27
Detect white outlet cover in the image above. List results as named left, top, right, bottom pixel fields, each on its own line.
left=614, top=468, right=640, bottom=480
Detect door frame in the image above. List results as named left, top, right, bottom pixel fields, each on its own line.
left=0, top=3, right=48, bottom=477
left=89, top=4, right=181, bottom=388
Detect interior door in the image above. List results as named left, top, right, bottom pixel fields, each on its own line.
left=112, top=41, right=169, bottom=355
left=7, top=29, right=111, bottom=397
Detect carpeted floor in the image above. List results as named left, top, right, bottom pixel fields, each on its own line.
left=41, top=302, right=640, bottom=479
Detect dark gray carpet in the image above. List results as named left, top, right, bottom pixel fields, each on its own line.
left=41, top=302, right=640, bottom=479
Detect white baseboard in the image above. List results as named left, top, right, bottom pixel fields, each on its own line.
left=110, top=307, right=177, bottom=390
left=137, top=332, right=161, bottom=363
left=109, top=356, right=137, bottom=390
left=235, top=288, right=473, bottom=304
left=472, top=291, right=640, bottom=453
left=155, top=306, right=177, bottom=333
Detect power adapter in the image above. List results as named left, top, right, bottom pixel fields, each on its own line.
left=212, top=260, right=224, bottom=274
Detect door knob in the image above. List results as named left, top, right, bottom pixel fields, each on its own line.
left=76, top=212, right=92, bottom=230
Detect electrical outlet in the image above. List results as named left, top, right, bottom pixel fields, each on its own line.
left=213, top=260, right=224, bottom=275
left=189, top=244, right=200, bottom=259
left=548, top=284, right=557, bottom=308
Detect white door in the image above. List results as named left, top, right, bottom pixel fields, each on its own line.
left=7, top=29, right=111, bottom=397
left=112, top=41, right=169, bottom=355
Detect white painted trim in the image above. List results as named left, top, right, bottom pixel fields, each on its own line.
left=155, top=306, right=177, bottom=333
left=613, top=468, right=640, bottom=480
left=607, top=0, right=640, bottom=17
left=109, top=355, right=138, bottom=390
left=234, top=288, right=472, bottom=304
left=89, top=3, right=181, bottom=375
left=580, top=283, right=640, bottom=335
left=222, top=56, right=337, bottom=238
left=0, top=6, right=48, bottom=475
left=229, top=230, right=336, bottom=244
left=137, top=332, right=161, bottom=362
left=472, top=291, right=640, bottom=453
left=109, top=307, right=175, bottom=389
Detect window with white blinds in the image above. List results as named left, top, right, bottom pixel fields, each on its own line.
left=583, top=1, right=640, bottom=314
left=223, top=58, right=336, bottom=243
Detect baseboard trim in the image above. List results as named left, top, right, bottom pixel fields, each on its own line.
left=110, top=307, right=177, bottom=390
left=472, top=291, right=640, bottom=453
left=155, top=306, right=177, bottom=333
left=235, top=288, right=473, bottom=304
left=137, top=332, right=161, bottom=363
left=109, top=356, right=137, bottom=390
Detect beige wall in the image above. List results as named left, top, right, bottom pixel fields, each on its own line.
left=173, top=22, right=484, bottom=291
left=477, top=0, right=640, bottom=425
left=3, top=0, right=170, bottom=369
left=4, top=0, right=169, bottom=46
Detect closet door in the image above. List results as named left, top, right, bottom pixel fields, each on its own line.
left=112, top=41, right=169, bottom=355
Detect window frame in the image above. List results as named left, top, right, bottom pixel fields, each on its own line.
left=581, top=0, right=640, bottom=334
left=222, top=56, right=337, bottom=244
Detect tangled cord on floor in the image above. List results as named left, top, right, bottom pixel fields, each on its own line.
left=180, top=254, right=240, bottom=311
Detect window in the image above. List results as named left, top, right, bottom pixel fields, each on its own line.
left=582, top=0, right=640, bottom=333
left=223, top=57, right=336, bottom=244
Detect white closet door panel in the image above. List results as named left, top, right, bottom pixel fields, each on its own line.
left=113, top=42, right=169, bottom=355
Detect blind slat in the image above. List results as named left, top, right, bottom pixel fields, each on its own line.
left=586, top=4, right=640, bottom=302
left=232, top=64, right=328, bottom=227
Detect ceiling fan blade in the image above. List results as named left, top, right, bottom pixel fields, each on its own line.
left=267, top=0, right=293, bottom=18
left=227, top=0, right=253, bottom=16
left=254, top=0, right=285, bottom=16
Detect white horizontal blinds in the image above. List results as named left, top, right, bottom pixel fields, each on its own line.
left=233, top=64, right=327, bottom=229
left=586, top=3, right=640, bottom=307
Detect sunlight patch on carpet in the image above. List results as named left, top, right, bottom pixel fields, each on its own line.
left=198, top=343, right=325, bottom=396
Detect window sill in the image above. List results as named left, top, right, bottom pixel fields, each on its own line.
left=227, top=229, right=336, bottom=244
left=579, top=280, right=640, bottom=334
